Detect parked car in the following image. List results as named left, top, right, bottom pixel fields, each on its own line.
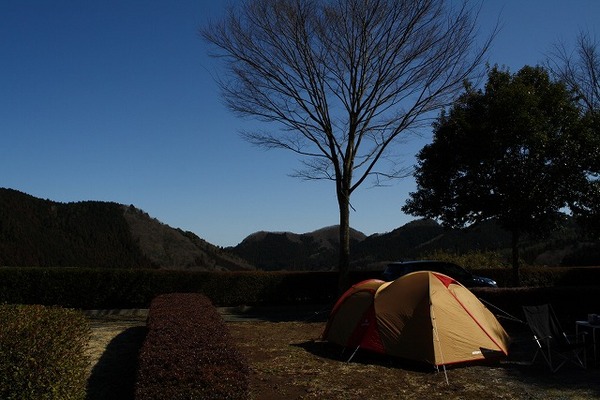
left=381, top=260, right=497, bottom=288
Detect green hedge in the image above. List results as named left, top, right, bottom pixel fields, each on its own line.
left=0, top=268, right=342, bottom=308
left=1, top=267, right=599, bottom=309
left=473, top=286, right=600, bottom=328
left=0, top=304, right=90, bottom=400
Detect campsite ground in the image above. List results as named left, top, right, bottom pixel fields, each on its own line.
left=86, top=309, right=600, bottom=400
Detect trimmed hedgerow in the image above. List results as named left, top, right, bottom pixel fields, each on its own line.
left=135, top=293, right=249, bottom=400
left=0, top=268, right=341, bottom=308
left=473, top=285, right=600, bottom=328
left=2, top=267, right=600, bottom=310
left=0, top=304, right=90, bottom=400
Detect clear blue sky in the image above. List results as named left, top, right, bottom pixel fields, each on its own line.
left=1, top=1, right=598, bottom=247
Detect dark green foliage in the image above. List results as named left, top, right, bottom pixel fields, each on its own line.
left=0, top=268, right=341, bottom=308
left=404, top=66, right=592, bottom=283
left=562, top=243, right=600, bottom=266
left=419, top=250, right=509, bottom=269
left=571, top=180, right=600, bottom=240
left=0, top=268, right=158, bottom=309
left=2, top=267, right=599, bottom=310
left=135, top=293, right=249, bottom=400
left=0, top=304, right=90, bottom=400
left=405, top=66, right=587, bottom=233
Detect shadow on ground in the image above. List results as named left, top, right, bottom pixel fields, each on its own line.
left=86, top=326, right=147, bottom=400
left=293, top=339, right=437, bottom=372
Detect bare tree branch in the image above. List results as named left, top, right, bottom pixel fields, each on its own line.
left=548, top=30, right=600, bottom=113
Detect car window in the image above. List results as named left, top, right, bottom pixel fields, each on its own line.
left=441, top=263, right=469, bottom=279
left=384, top=262, right=470, bottom=281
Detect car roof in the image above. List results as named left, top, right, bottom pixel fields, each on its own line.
left=387, top=260, right=451, bottom=266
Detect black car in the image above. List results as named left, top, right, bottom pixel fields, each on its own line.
left=381, top=260, right=497, bottom=288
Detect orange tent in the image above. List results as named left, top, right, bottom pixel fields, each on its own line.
left=322, top=271, right=509, bottom=366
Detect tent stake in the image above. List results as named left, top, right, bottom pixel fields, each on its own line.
left=431, top=306, right=450, bottom=385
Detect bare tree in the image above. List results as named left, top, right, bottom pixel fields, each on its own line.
left=548, top=31, right=600, bottom=238
left=203, top=0, right=494, bottom=290
left=549, top=31, right=600, bottom=113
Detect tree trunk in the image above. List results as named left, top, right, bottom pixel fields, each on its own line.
left=511, top=230, right=520, bottom=287
left=337, top=187, right=351, bottom=293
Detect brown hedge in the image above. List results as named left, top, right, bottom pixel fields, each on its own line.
left=135, top=293, right=249, bottom=400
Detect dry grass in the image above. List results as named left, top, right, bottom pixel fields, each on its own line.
left=85, top=313, right=600, bottom=400
left=228, top=321, right=600, bottom=400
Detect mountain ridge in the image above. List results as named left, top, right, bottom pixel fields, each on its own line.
left=231, top=217, right=595, bottom=270
left=0, top=188, right=252, bottom=270
left=1, top=188, right=596, bottom=270
left=231, top=225, right=367, bottom=270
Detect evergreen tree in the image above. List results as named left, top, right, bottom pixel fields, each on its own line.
left=403, top=66, right=589, bottom=284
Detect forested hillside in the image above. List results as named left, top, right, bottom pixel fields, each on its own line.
left=0, top=188, right=252, bottom=270
left=232, top=219, right=599, bottom=270
left=230, top=226, right=366, bottom=270
left=2, top=188, right=597, bottom=271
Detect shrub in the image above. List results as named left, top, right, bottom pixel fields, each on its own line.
left=420, top=250, right=510, bottom=269
left=135, top=293, right=249, bottom=400
left=0, top=304, right=90, bottom=400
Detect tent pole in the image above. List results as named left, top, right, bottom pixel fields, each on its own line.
left=431, top=305, right=450, bottom=385
left=441, top=364, right=449, bottom=385
left=478, top=297, right=525, bottom=324
left=346, top=345, right=360, bottom=363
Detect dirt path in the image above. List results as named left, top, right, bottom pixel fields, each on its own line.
left=85, top=313, right=147, bottom=400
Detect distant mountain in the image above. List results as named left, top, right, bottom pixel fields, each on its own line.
left=231, top=219, right=508, bottom=270
left=229, top=226, right=366, bottom=271
left=3, top=188, right=595, bottom=271
left=352, top=218, right=515, bottom=267
left=231, top=218, right=597, bottom=270
left=0, top=188, right=253, bottom=270
left=351, top=219, right=446, bottom=265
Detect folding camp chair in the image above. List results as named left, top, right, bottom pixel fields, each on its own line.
left=522, top=304, right=587, bottom=372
